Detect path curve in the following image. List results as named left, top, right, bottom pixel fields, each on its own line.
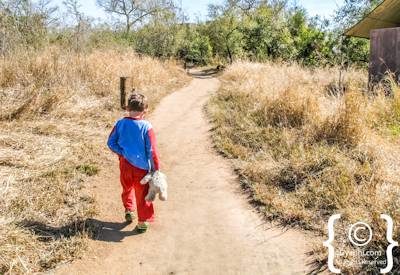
left=55, top=74, right=311, bottom=275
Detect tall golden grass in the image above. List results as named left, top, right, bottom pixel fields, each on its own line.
left=0, top=46, right=189, bottom=274
left=207, top=61, right=400, bottom=273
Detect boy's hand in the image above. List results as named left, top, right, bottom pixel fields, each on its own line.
left=140, top=173, right=152, bottom=185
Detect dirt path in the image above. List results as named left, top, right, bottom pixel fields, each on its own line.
left=55, top=73, right=312, bottom=275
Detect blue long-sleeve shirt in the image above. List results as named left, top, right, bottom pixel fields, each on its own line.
left=107, top=117, right=160, bottom=171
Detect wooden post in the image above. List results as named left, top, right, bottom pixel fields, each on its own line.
left=120, top=77, right=128, bottom=110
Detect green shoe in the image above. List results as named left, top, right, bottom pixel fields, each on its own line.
left=125, top=210, right=134, bottom=223
left=135, top=222, right=149, bottom=233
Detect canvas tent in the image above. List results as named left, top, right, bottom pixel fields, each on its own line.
left=345, top=0, right=400, bottom=38
left=345, top=0, right=400, bottom=84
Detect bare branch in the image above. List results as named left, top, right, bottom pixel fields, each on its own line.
left=97, top=0, right=173, bottom=33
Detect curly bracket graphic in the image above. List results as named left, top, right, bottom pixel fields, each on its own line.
left=380, top=214, right=398, bottom=274
left=323, top=214, right=341, bottom=274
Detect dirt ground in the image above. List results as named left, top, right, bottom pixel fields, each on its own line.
left=53, top=71, right=313, bottom=275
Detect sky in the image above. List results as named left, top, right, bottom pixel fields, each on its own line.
left=54, top=0, right=346, bottom=22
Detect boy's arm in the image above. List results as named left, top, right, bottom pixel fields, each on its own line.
left=145, top=126, right=160, bottom=171
left=107, top=124, right=123, bottom=156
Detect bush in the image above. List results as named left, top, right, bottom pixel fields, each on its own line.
left=179, top=29, right=213, bottom=65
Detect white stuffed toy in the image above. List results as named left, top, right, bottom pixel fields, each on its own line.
left=140, top=170, right=168, bottom=202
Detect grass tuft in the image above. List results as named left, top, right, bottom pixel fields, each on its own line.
left=312, top=91, right=366, bottom=147
left=76, top=164, right=99, bottom=176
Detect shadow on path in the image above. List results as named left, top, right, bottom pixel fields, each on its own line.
left=18, top=218, right=143, bottom=244
left=188, top=67, right=223, bottom=79
left=93, top=219, right=143, bottom=242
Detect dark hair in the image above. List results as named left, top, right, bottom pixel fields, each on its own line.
left=127, top=93, right=148, bottom=112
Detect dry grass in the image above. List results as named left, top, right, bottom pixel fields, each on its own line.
left=0, top=46, right=189, bottom=274
left=207, top=61, right=400, bottom=273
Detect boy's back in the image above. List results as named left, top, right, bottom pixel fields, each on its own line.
left=108, top=117, right=159, bottom=172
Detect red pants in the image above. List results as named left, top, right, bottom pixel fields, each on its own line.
left=119, top=157, right=154, bottom=222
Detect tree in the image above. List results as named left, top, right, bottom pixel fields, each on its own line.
left=207, top=1, right=246, bottom=63
left=334, top=0, right=382, bottom=30
left=63, top=0, right=91, bottom=51
left=178, top=26, right=212, bottom=65
left=96, top=0, right=173, bottom=34
left=36, top=0, right=58, bottom=27
left=332, top=0, right=382, bottom=67
left=133, top=8, right=182, bottom=58
left=0, top=0, right=56, bottom=54
left=286, top=7, right=329, bottom=66
left=241, top=4, right=295, bottom=61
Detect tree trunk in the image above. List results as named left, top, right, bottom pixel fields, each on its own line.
left=125, top=15, right=130, bottom=34
left=226, top=44, right=233, bottom=64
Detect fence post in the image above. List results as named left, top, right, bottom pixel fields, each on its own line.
left=120, top=77, right=128, bottom=110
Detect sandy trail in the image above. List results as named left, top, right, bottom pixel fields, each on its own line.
left=55, top=72, right=312, bottom=275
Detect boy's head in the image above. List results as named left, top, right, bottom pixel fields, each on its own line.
left=127, top=93, right=148, bottom=112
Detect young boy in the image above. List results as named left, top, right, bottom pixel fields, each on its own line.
left=107, top=93, right=160, bottom=233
